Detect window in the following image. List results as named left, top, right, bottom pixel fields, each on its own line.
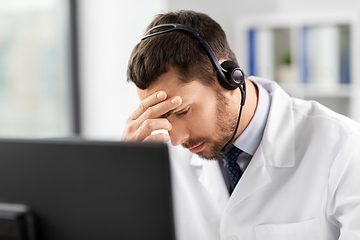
left=0, top=0, right=79, bottom=137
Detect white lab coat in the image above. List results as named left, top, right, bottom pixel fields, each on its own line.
left=168, top=77, right=360, bottom=240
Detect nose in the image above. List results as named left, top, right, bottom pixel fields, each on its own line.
left=168, top=120, right=190, bottom=146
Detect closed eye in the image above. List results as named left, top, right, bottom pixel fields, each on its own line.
left=177, top=108, right=189, bottom=116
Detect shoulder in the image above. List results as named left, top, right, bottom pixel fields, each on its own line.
left=291, top=97, right=360, bottom=139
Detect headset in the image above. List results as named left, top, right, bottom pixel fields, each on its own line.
left=141, top=23, right=246, bottom=155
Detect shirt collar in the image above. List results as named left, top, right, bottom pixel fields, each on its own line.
left=232, top=78, right=271, bottom=156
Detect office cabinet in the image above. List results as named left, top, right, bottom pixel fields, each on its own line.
left=235, top=11, right=360, bottom=122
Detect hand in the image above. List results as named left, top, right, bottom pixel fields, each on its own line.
left=122, top=91, right=182, bottom=142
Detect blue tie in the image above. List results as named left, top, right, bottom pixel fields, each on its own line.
left=223, top=146, right=243, bottom=194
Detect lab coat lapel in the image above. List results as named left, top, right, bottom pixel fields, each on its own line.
left=254, top=77, right=295, bottom=168
left=224, top=146, right=271, bottom=212
left=190, top=154, right=229, bottom=211
left=224, top=79, right=295, bottom=211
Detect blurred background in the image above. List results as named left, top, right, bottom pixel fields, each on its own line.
left=0, top=0, right=359, bottom=139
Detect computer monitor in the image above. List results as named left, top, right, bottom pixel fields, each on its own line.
left=0, top=138, right=175, bottom=240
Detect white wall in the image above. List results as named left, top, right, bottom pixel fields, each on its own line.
left=77, top=0, right=167, bottom=139
left=275, top=0, right=360, bottom=12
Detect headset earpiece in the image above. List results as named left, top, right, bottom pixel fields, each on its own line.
left=219, top=61, right=245, bottom=90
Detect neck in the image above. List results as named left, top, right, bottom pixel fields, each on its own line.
left=234, top=78, right=259, bottom=140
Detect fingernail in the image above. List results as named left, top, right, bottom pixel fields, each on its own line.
left=157, top=91, right=165, bottom=99
left=171, top=96, right=182, bottom=105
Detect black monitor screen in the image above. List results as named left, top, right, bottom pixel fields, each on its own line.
left=0, top=138, right=175, bottom=240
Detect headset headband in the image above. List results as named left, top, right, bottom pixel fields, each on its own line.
left=142, top=23, right=228, bottom=83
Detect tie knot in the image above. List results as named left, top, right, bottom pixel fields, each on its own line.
left=223, top=146, right=242, bottom=164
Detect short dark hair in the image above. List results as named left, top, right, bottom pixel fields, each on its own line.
left=127, top=10, right=238, bottom=89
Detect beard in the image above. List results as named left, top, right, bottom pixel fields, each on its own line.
left=181, top=90, right=239, bottom=160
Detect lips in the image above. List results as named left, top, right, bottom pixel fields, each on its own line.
left=188, top=142, right=205, bottom=153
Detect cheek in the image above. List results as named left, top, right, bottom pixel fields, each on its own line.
left=189, top=103, right=218, bottom=135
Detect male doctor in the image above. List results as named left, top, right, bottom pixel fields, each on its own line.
left=122, top=10, right=360, bottom=240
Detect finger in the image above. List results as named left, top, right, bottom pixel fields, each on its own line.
left=136, top=96, right=182, bottom=124
left=130, top=96, right=181, bottom=133
left=130, top=91, right=167, bottom=121
left=135, top=118, right=172, bottom=141
left=143, top=133, right=170, bottom=143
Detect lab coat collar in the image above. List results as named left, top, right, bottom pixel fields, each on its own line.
left=190, top=153, right=229, bottom=212
left=189, top=153, right=205, bottom=166
left=253, top=77, right=295, bottom=168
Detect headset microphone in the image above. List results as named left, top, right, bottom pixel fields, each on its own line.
left=142, top=23, right=246, bottom=155
left=219, top=80, right=246, bottom=155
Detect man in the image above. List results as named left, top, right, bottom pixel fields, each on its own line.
left=122, top=10, right=360, bottom=240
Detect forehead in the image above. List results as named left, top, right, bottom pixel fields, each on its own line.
left=137, top=69, right=210, bottom=101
